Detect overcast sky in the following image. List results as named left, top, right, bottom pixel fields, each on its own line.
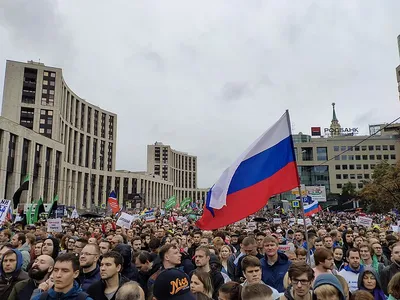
left=1, top=1, right=400, bottom=188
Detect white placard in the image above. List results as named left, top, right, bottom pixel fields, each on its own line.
left=297, top=219, right=304, bottom=225
left=71, top=208, right=79, bottom=219
left=145, top=212, right=156, bottom=222
left=397, top=220, right=400, bottom=227
left=47, top=218, right=62, bottom=233
left=0, top=199, right=11, bottom=223
left=357, top=216, right=373, bottom=228
left=273, top=218, right=282, bottom=224
left=289, top=218, right=296, bottom=223
left=247, top=222, right=257, bottom=231
left=305, top=218, right=312, bottom=227
left=391, top=225, right=399, bottom=233
left=116, top=212, right=136, bottom=229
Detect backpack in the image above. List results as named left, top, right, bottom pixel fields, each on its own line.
left=39, top=291, right=89, bottom=300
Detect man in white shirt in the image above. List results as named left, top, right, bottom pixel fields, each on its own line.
left=338, top=248, right=363, bottom=293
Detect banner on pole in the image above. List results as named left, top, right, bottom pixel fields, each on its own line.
left=0, top=200, right=12, bottom=223
left=116, top=212, right=137, bottom=229
left=273, top=218, right=282, bottom=224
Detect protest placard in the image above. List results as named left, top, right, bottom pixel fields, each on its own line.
left=278, top=245, right=291, bottom=252
left=116, top=212, right=136, bottom=229
left=297, top=219, right=304, bottom=225
left=247, top=222, right=257, bottom=232
left=305, top=218, right=312, bottom=227
left=273, top=218, right=282, bottom=225
left=47, top=218, right=62, bottom=233
left=71, top=209, right=79, bottom=219
left=0, top=199, right=11, bottom=223
left=357, top=216, right=373, bottom=228
left=289, top=218, right=296, bottom=223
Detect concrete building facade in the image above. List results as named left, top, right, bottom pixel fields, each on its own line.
left=147, top=142, right=208, bottom=203
left=1, top=60, right=174, bottom=208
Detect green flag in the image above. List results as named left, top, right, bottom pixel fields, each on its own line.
left=180, top=198, right=192, bottom=209
left=26, top=199, right=36, bottom=225
left=13, top=174, right=30, bottom=209
left=165, top=196, right=177, bottom=210
left=33, top=198, right=45, bottom=223
left=48, top=195, right=59, bottom=218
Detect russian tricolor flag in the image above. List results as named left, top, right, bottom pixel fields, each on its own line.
left=196, top=111, right=300, bottom=230
left=304, top=200, right=322, bottom=216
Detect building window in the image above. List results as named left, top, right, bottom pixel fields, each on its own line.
left=391, top=154, right=396, bottom=160
left=358, top=183, right=364, bottom=189
left=384, top=155, right=389, bottom=160
left=356, top=164, right=362, bottom=170
left=349, top=165, right=354, bottom=170
left=371, top=164, right=375, bottom=169
left=336, top=174, right=341, bottom=179
left=301, top=147, right=313, bottom=161
left=361, top=146, right=367, bottom=151
left=357, top=174, right=363, bottom=179
left=362, top=155, right=367, bottom=160
left=389, top=145, right=395, bottom=150
left=337, top=184, right=342, bottom=189
left=341, top=155, right=347, bottom=160
left=348, top=155, right=354, bottom=160
left=368, top=145, right=374, bottom=151
left=343, top=174, right=348, bottom=179
left=377, top=155, right=382, bottom=160
left=342, top=165, right=348, bottom=170
left=317, top=147, right=328, bottom=161
left=355, top=146, right=360, bottom=151
left=376, top=145, right=381, bottom=151
left=335, top=156, right=340, bottom=160
left=340, top=146, right=346, bottom=151
left=335, top=165, right=340, bottom=170
left=383, top=145, right=388, bottom=150
left=364, top=174, right=370, bottom=179
left=363, top=164, right=369, bottom=169
left=369, top=155, right=375, bottom=160
left=333, top=146, right=339, bottom=151
left=350, top=174, right=356, bottom=179
left=356, top=155, right=361, bottom=160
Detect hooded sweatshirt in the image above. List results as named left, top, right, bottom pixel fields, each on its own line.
left=113, top=244, right=139, bottom=281
left=0, top=249, right=29, bottom=298
left=338, top=264, right=364, bottom=293
left=313, top=274, right=345, bottom=300
left=31, top=281, right=93, bottom=300
left=357, top=268, right=386, bottom=300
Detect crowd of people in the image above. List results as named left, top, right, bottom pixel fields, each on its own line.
left=0, top=209, right=399, bottom=300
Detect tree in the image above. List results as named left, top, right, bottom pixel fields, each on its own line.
left=359, top=161, right=400, bottom=212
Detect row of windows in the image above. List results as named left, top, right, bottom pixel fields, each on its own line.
left=337, top=183, right=363, bottom=189
left=335, top=164, right=375, bottom=170
left=334, top=145, right=395, bottom=151
left=336, top=173, right=370, bottom=180
left=335, top=154, right=395, bottom=161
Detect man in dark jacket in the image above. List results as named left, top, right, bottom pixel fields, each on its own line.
left=260, top=236, right=291, bottom=293
left=0, top=249, right=29, bottom=298
left=87, top=251, right=130, bottom=300
left=113, top=244, right=139, bottom=281
left=380, top=243, right=400, bottom=295
left=78, top=244, right=101, bottom=291
left=8, top=254, right=54, bottom=300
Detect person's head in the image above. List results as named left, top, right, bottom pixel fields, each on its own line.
left=219, top=245, right=232, bottom=261
left=160, top=244, right=182, bottom=267
left=53, top=253, right=80, bottom=293
left=255, top=232, right=266, bottom=249
left=295, top=231, right=304, bottom=242
left=156, top=228, right=165, bottom=239
left=193, top=231, right=202, bottom=245
left=29, top=254, right=54, bottom=281
left=100, top=251, right=123, bottom=280
left=195, top=246, right=210, bottom=268
left=295, top=248, right=307, bottom=263
left=190, top=269, right=213, bottom=298
left=135, top=251, right=153, bottom=273
left=314, top=238, right=324, bottom=250
left=358, top=269, right=381, bottom=292
left=35, top=241, right=43, bottom=256
left=378, top=231, right=387, bottom=243
left=323, top=236, right=334, bottom=249
left=241, top=255, right=261, bottom=284
left=313, top=274, right=345, bottom=300
left=391, top=243, right=400, bottom=264
left=288, top=262, right=314, bottom=297
left=371, top=242, right=383, bottom=257
left=0, top=230, right=11, bottom=243
left=358, top=242, right=371, bottom=259
left=212, top=237, right=225, bottom=251
left=153, top=268, right=195, bottom=300
left=335, top=275, right=349, bottom=300
left=350, top=290, right=374, bottom=300
left=218, top=282, right=242, bottom=300
left=115, top=281, right=145, bottom=300
left=333, top=247, right=343, bottom=262
left=73, top=238, right=88, bottom=254
left=1, top=249, right=19, bottom=274
left=354, top=236, right=364, bottom=248
left=286, top=251, right=297, bottom=262
left=241, top=283, right=273, bottom=300
left=88, top=237, right=97, bottom=245
left=132, top=236, right=142, bottom=252
left=346, top=248, right=361, bottom=270
left=387, top=272, right=400, bottom=299
left=79, top=243, right=100, bottom=269
left=263, top=236, right=279, bottom=258
left=241, top=237, right=257, bottom=256
left=67, top=237, right=76, bottom=251
left=200, top=237, right=210, bottom=246
left=314, top=248, right=334, bottom=270
left=42, top=237, right=60, bottom=259
left=11, top=232, right=26, bottom=248
left=111, top=235, right=124, bottom=248
left=99, top=240, right=112, bottom=255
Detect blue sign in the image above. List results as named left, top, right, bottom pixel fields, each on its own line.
left=302, top=196, right=312, bottom=205
left=292, top=201, right=300, bottom=208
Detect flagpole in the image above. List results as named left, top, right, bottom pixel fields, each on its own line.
left=286, top=109, right=310, bottom=263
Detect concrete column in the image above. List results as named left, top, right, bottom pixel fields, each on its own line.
left=93, top=174, right=99, bottom=207
left=72, top=171, right=78, bottom=207
left=119, top=179, right=124, bottom=208
left=48, top=148, right=56, bottom=202
left=25, top=139, right=36, bottom=204
left=7, top=135, right=23, bottom=197
left=0, top=132, right=10, bottom=199
left=77, top=172, right=84, bottom=208
left=96, top=139, right=101, bottom=170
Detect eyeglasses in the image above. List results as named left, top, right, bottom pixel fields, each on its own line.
left=291, top=279, right=310, bottom=285
left=80, top=252, right=97, bottom=257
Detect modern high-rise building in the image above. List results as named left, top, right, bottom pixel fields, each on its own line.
left=0, top=60, right=179, bottom=209
left=147, top=142, right=208, bottom=202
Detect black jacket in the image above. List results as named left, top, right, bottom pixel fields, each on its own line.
left=138, top=263, right=160, bottom=298
left=86, top=275, right=130, bottom=300
left=380, top=262, right=400, bottom=295
left=8, top=278, right=37, bottom=300
left=114, top=244, right=139, bottom=281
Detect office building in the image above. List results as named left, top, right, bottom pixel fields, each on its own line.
left=0, top=60, right=177, bottom=208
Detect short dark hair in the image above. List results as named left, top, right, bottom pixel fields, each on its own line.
left=195, top=246, right=211, bottom=257
left=55, top=253, right=80, bottom=271
left=136, top=251, right=153, bottom=264
left=314, top=248, right=333, bottom=266
left=148, top=238, right=160, bottom=250
left=241, top=283, right=272, bottom=299
left=76, top=238, right=88, bottom=245
left=102, top=251, right=124, bottom=267
left=346, top=248, right=360, bottom=258
left=159, top=244, right=178, bottom=262
left=288, top=262, right=314, bottom=281
left=241, top=255, right=261, bottom=272
left=15, top=233, right=26, bottom=245
left=132, top=236, right=141, bottom=243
